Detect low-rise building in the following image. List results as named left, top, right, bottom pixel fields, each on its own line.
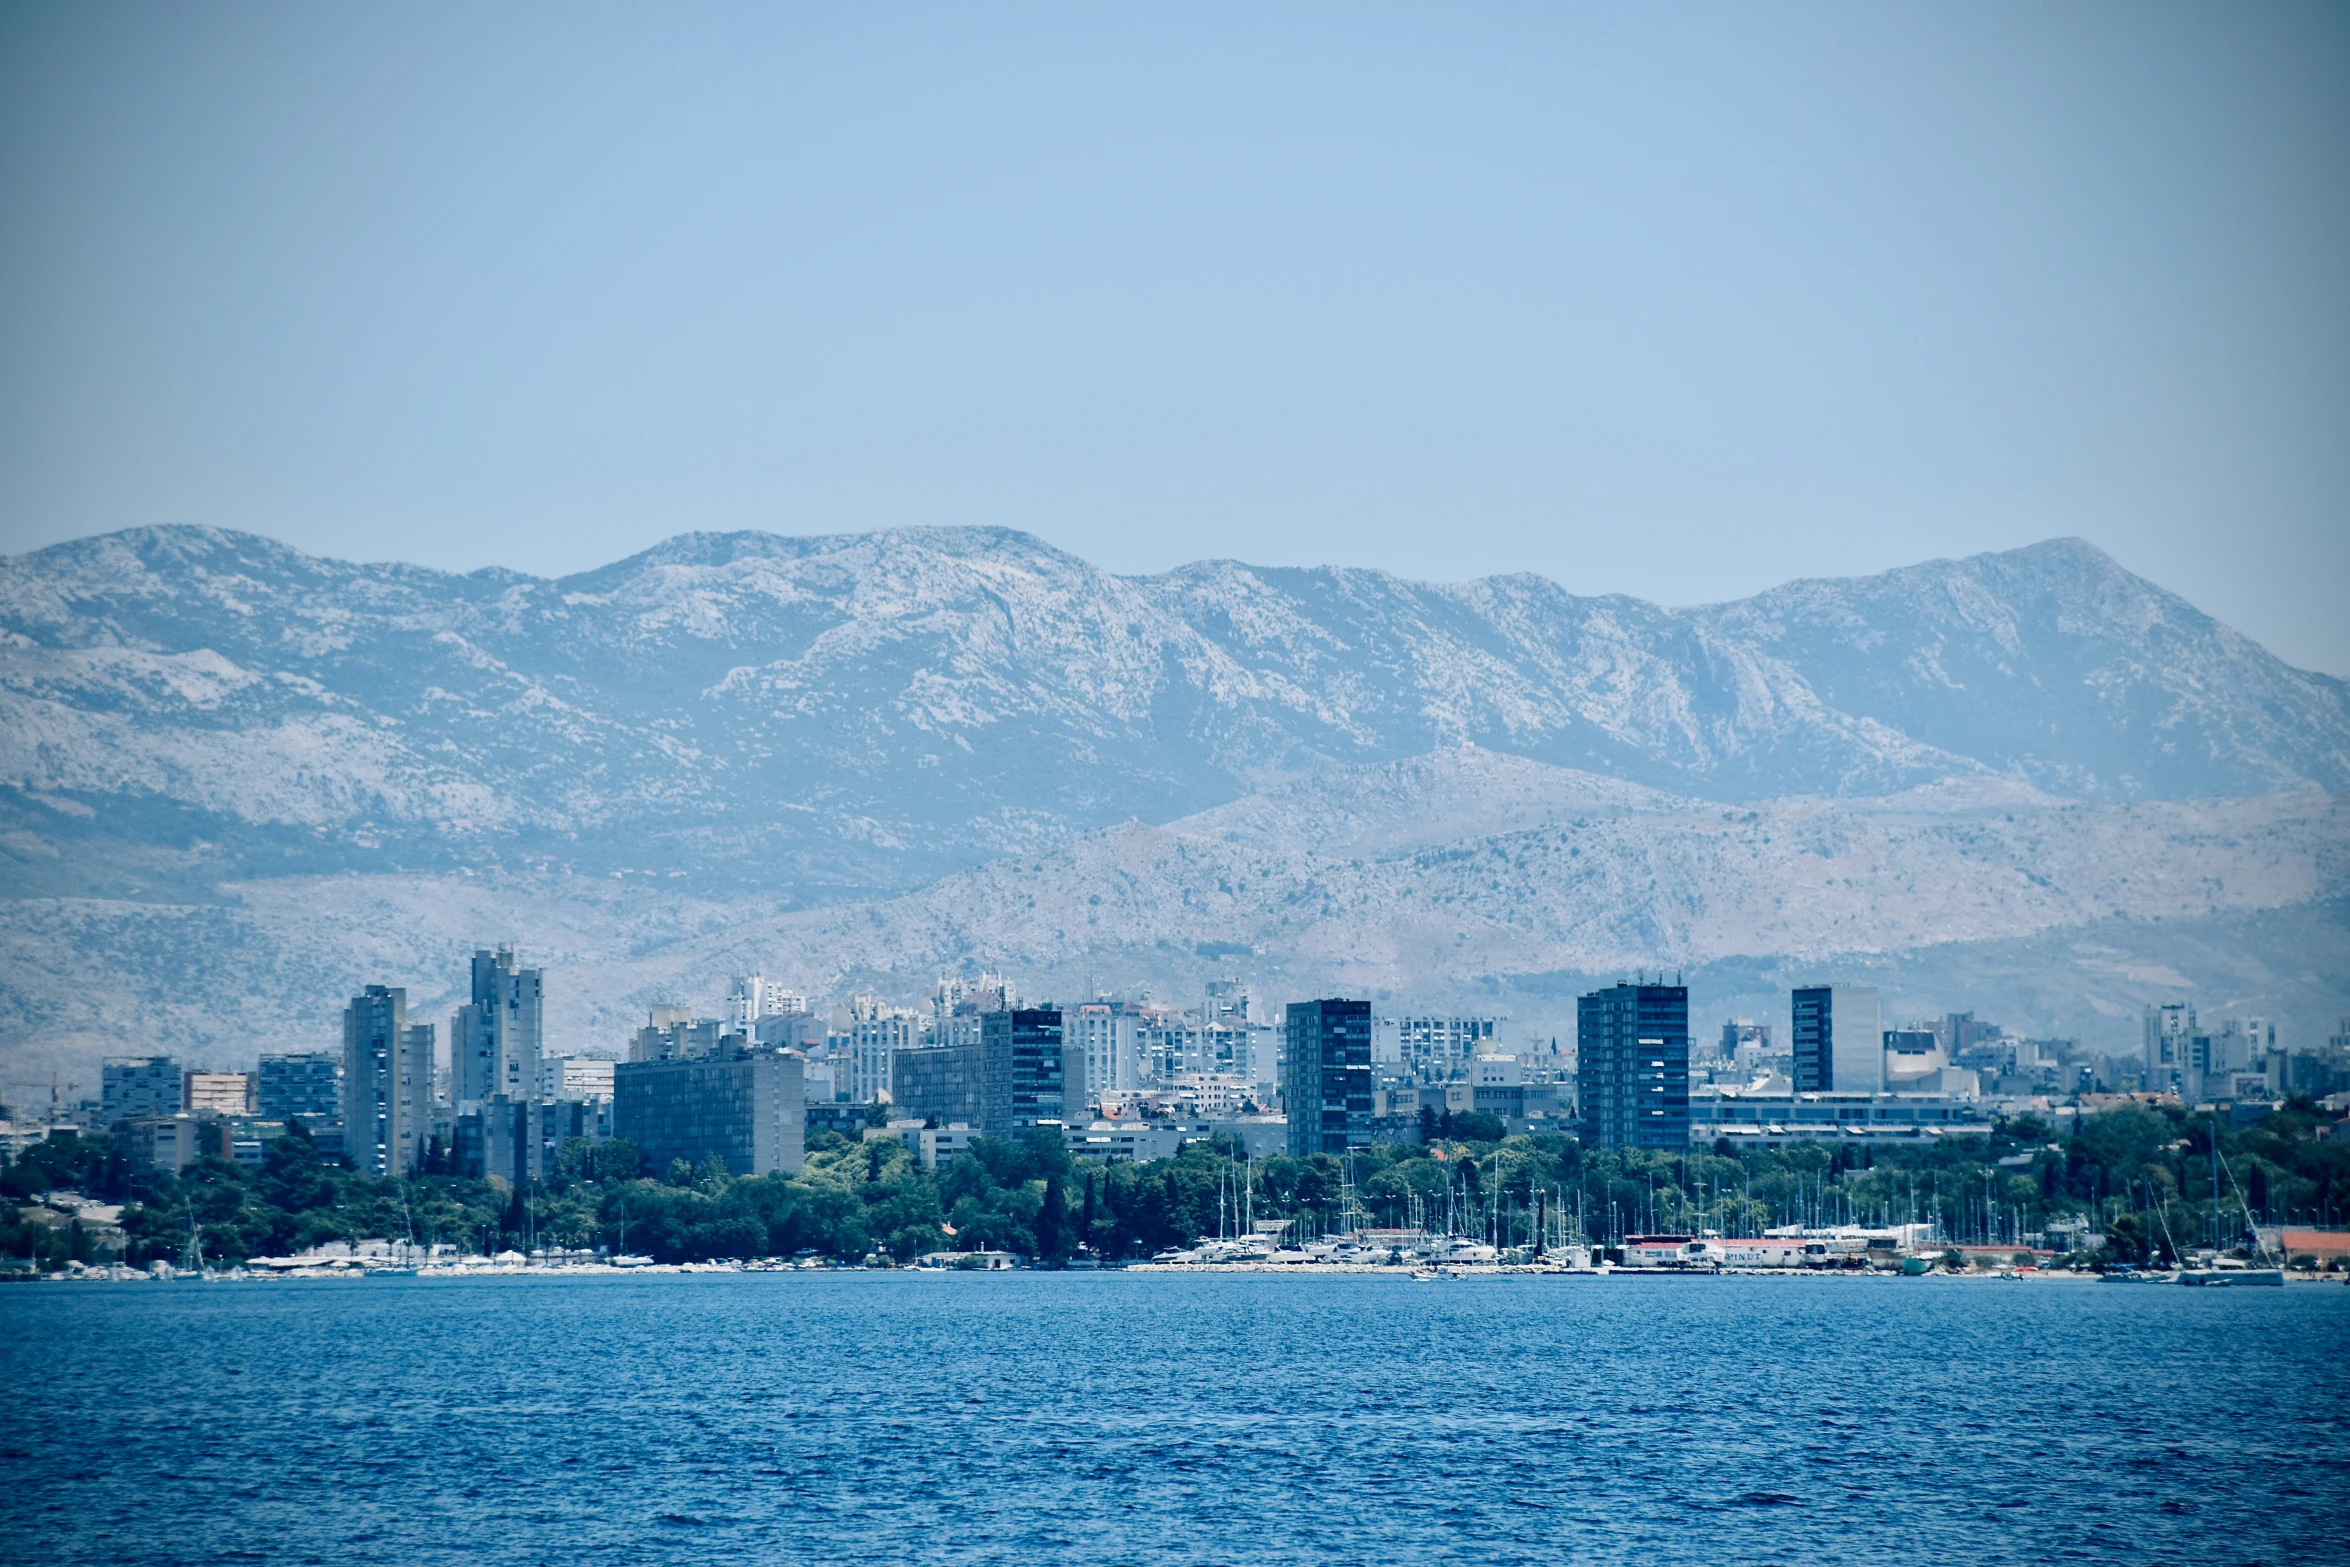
left=2278, top=1228, right=2350, bottom=1267
left=227, top=1120, right=287, bottom=1165
left=1065, top=1121, right=1192, bottom=1163
left=113, top=1115, right=231, bottom=1175
left=871, top=1120, right=987, bottom=1170
left=1690, top=1087, right=1986, bottom=1146
left=806, top=1102, right=876, bottom=1141
left=0, top=1124, right=80, bottom=1162
left=1203, top=1116, right=1290, bottom=1159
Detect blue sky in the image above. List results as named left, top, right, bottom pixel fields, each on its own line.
left=2, top=4, right=2345, bottom=672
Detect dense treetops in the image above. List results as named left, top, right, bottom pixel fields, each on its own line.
left=5, top=1098, right=2345, bottom=1271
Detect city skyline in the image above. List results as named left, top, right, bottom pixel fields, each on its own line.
left=5, top=11, right=2344, bottom=1565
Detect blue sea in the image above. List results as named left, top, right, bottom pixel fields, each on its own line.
left=4, top=1272, right=2345, bottom=1565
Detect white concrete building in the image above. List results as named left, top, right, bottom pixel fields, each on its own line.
left=849, top=1010, right=919, bottom=1104
left=1070, top=1002, right=1143, bottom=1096
left=537, top=1056, right=617, bottom=1102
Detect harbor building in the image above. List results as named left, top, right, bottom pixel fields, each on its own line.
left=1791, top=985, right=1883, bottom=1095
left=1578, top=983, right=1690, bottom=1151
left=1284, top=998, right=1372, bottom=1157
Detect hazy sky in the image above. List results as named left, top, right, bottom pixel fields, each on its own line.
left=3, top=5, right=2345, bottom=672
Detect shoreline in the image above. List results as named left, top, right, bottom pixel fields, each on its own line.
left=15, top=1261, right=2343, bottom=1285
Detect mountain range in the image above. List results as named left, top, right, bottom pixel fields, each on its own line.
left=2, top=525, right=2345, bottom=1090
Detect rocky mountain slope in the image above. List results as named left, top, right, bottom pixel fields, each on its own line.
left=674, top=748, right=2349, bottom=1017
left=1, top=526, right=2344, bottom=1084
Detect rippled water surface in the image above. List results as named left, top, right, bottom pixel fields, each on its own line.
left=5, top=1272, right=2346, bottom=1564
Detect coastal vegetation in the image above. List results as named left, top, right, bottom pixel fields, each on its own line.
left=5, top=1099, right=2345, bottom=1270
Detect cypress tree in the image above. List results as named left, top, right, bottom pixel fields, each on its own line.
left=1037, top=1172, right=1065, bottom=1262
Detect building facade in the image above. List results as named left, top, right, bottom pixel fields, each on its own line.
left=101, top=1057, right=183, bottom=1124
left=1003, top=1008, right=1081, bottom=1131
left=848, top=1011, right=919, bottom=1104
left=613, top=1049, right=805, bottom=1178
left=1070, top=1002, right=1142, bottom=1095
left=1577, top=983, right=1690, bottom=1151
left=181, top=1072, right=254, bottom=1116
left=1284, top=998, right=1372, bottom=1157
left=891, top=1037, right=1000, bottom=1135
left=257, top=1052, right=341, bottom=1122
left=1791, top=986, right=1883, bottom=1095
left=537, top=1056, right=617, bottom=1102
left=1690, top=1088, right=1985, bottom=1147
left=115, top=1115, right=232, bottom=1175
left=1395, top=1016, right=1496, bottom=1079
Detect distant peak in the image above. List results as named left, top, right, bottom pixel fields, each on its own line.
left=587, top=524, right=1077, bottom=577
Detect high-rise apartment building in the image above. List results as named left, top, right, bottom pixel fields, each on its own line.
left=343, top=987, right=432, bottom=1178
left=1070, top=1002, right=1141, bottom=1096
left=890, top=1007, right=1079, bottom=1139
left=101, top=1057, right=183, bottom=1124
left=1791, top=986, right=1883, bottom=1095
left=1003, top=1008, right=1080, bottom=1131
left=1396, top=1017, right=1497, bottom=1078
left=257, top=1052, right=342, bottom=1121
left=1138, top=1016, right=1254, bottom=1082
left=1577, top=983, right=1689, bottom=1151
left=1284, top=998, right=1372, bottom=1157
left=848, top=1008, right=920, bottom=1104
left=453, top=946, right=543, bottom=1107
left=2144, top=1002, right=2194, bottom=1092
left=892, top=1035, right=998, bottom=1134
